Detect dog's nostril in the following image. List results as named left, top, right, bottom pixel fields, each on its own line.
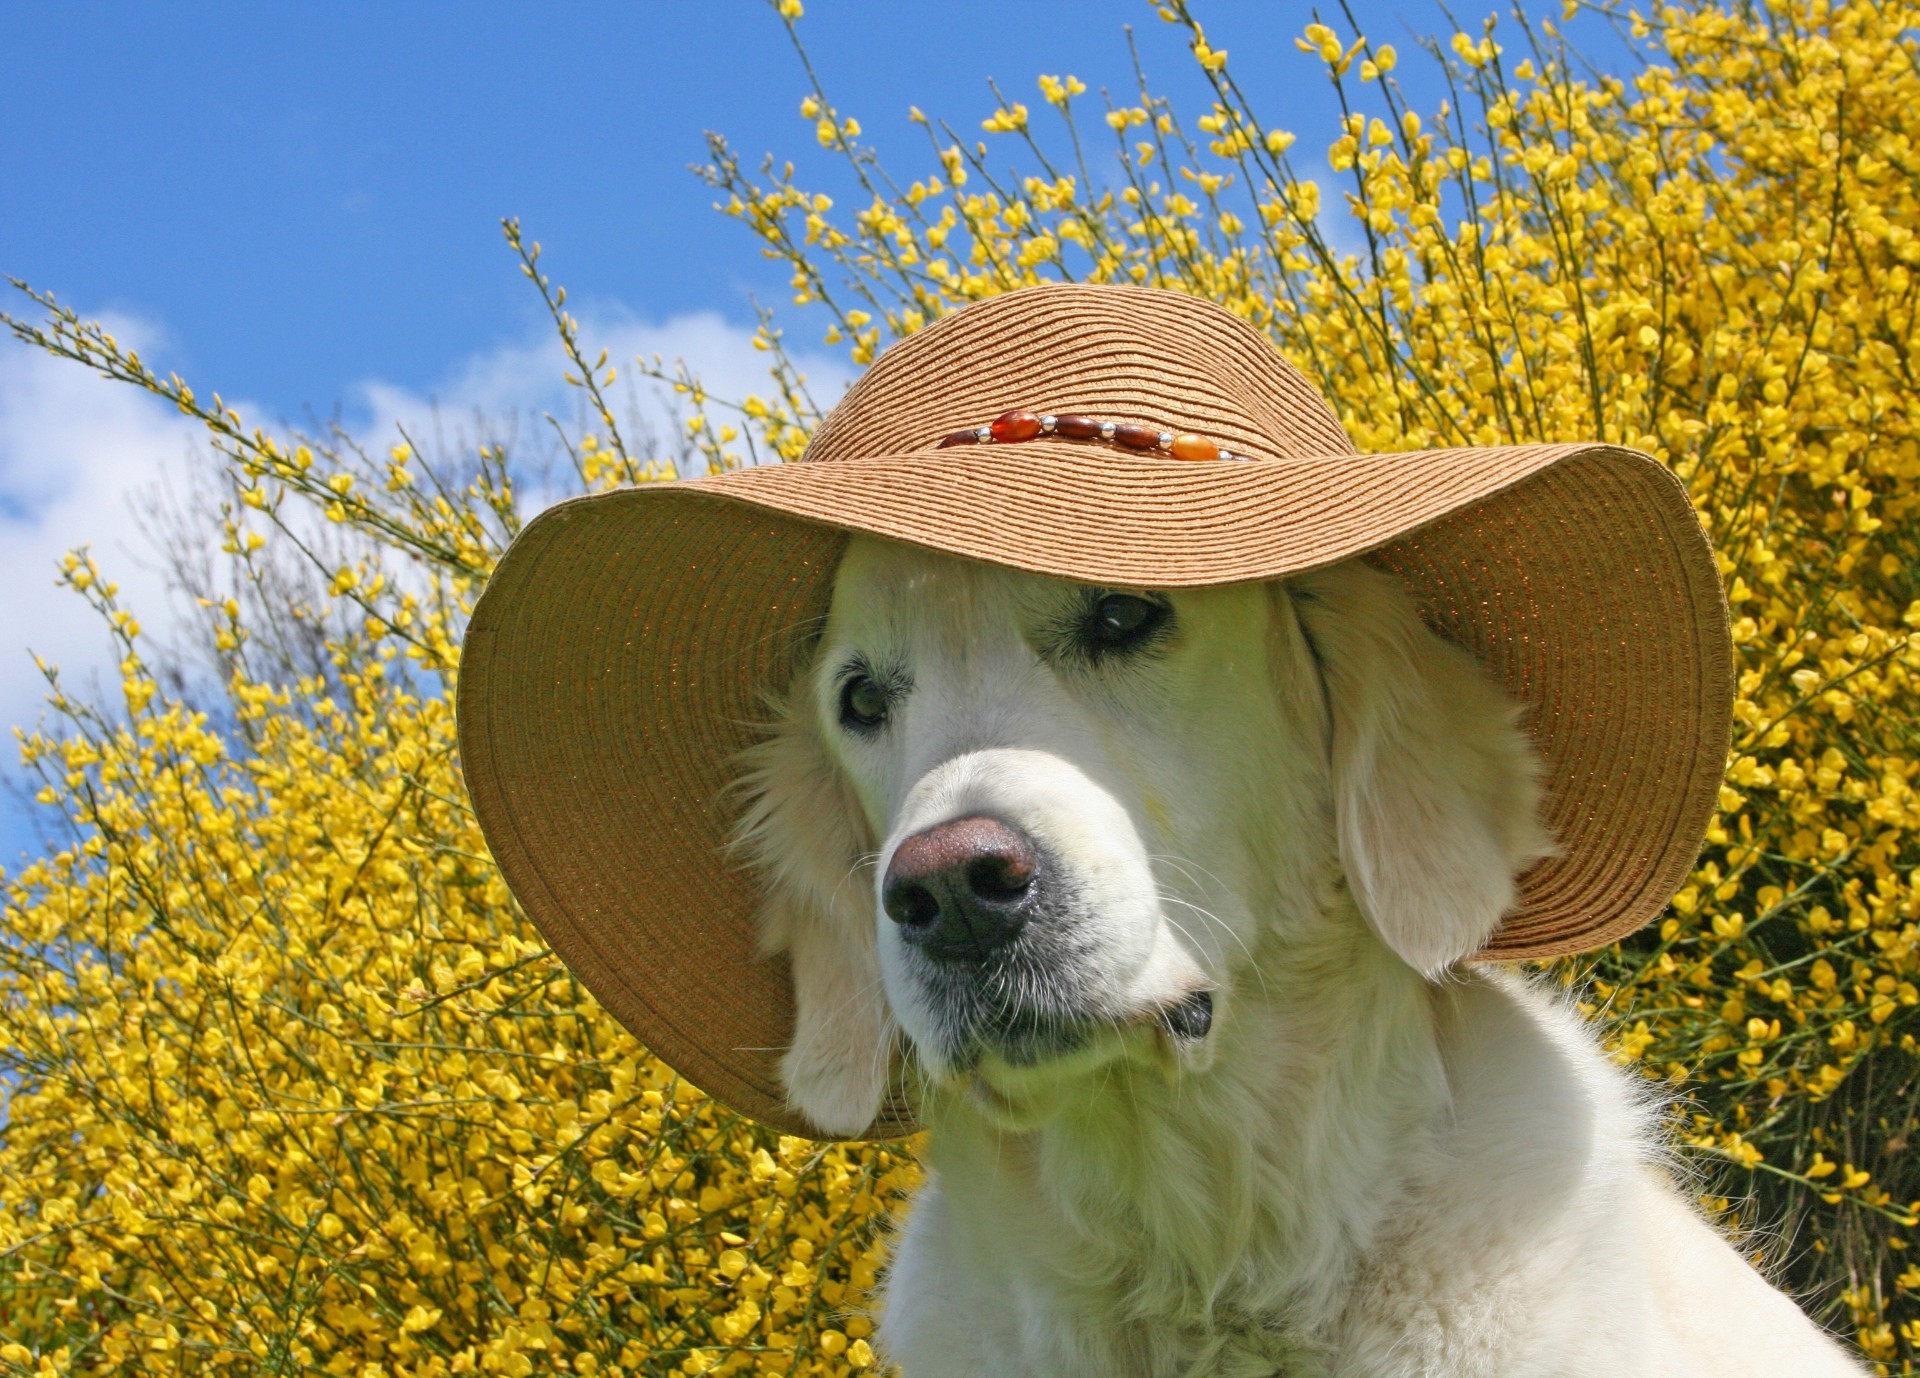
left=965, top=852, right=1033, bottom=903
left=885, top=880, right=943, bottom=929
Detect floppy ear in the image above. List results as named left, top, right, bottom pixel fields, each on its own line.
left=1288, top=561, right=1555, bottom=977
left=735, top=696, right=896, bottom=1138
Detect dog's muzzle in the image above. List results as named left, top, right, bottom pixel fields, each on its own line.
left=881, top=807, right=1205, bottom=1072
left=883, top=813, right=1102, bottom=1068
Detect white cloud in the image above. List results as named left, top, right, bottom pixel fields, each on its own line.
left=0, top=302, right=856, bottom=863
left=0, top=316, right=204, bottom=733
left=353, top=305, right=857, bottom=499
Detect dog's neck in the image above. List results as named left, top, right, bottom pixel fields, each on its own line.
left=920, top=883, right=1449, bottom=1347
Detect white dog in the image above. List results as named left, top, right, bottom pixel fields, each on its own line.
left=737, top=535, right=1864, bottom=1377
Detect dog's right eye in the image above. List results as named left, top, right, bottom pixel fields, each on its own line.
left=1069, top=591, right=1172, bottom=659
left=839, top=674, right=891, bottom=732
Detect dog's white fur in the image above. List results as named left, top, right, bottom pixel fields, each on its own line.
left=737, top=536, right=1864, bottom=1377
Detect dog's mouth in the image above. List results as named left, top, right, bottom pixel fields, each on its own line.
left=937, top=986, right=1217, bottom=1128
left=927, top=977, right=1215, bottom=1075
left=1155, top=987, right=1214, bottom=1040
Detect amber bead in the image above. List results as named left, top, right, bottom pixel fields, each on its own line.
left=1112, top=423, right=1161, bottom=450
left=1053, top=414, right=1102, bottom=439
left=1170, top=432, right=1220, bottom=462
left=989, top=410, right=1042, bottom=442
left=936, top=429, right=980, bottom=448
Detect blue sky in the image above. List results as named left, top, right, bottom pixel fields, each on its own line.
left=0, top=1, right=1637, bottom=863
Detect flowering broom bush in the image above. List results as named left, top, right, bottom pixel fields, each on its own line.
left=3, top=0, right=1918, bottom=1371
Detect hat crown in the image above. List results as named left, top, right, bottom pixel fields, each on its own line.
left=801, top=283, right=1357, bottom=465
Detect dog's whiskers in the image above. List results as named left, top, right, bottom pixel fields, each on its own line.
left=1147, top=851, right=1232, bottom=894
left=1158, top=895, right=1270, bottom=1003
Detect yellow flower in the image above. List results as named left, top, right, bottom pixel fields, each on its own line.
left=981, top=103, right=1029, bottom=133
left=1038, top=73, right=1086, bottom=107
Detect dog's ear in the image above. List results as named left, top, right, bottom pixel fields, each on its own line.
left=1286, top=562, right=1555, bottom=977
left=735, top=696, right=896, bottom=1138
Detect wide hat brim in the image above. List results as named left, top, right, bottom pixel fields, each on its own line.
left=456, top=285, right=1732, bottom=1141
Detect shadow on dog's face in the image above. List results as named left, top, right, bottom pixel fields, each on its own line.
left=738, top=535, right=1552, bottom=1137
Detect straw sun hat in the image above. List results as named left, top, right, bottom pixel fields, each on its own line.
left=457, top=283, right=1731, bottom=1140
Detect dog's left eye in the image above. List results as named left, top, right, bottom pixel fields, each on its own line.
left=839, top=673, right=891, bottom=732
left=1077, top=592, right=1171, bottom=656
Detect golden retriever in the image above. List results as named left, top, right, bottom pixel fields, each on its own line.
left=736, top=535, right=1864, bottom=1377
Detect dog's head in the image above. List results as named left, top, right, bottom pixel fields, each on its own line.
left=737, top=536, right=1553, bottom=1136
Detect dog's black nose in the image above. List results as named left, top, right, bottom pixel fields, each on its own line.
left=883, top=815, right=1039, bottom=962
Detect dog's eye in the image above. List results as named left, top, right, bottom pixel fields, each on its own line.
left=1077, top=592, right=1171, bottom=657
left=839, top=674, right=891, bottom=732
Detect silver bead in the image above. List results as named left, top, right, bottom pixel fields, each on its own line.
left=975, top=426, right=993, bottom=443
left=1098, top=420, right=1117, bottom=440
left=1217, top=448, right=1235, bottom=461
left=1039, top=414, right=1057, bottom=433
left=1157, top=432, right=1173, bottom=450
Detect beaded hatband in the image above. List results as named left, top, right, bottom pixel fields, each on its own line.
left=936, top=409, right=1241, bottom=462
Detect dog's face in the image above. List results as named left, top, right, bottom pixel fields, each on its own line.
left=815, top=538, right=1305, bottom=1089
left=739, top=536, right=1552, bottom=1137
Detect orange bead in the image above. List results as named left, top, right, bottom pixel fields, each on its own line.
left=990, top=410, right=1043, bottom=442
left=1170, top=432, right=1220, bottom=462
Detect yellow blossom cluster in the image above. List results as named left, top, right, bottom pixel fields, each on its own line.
left=0, top=543, right=910, bottom=1373
left=2, top=0, right=1917, bottom=1371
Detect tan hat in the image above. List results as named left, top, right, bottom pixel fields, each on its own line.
left=456, top=283, right=1731, bottom=1140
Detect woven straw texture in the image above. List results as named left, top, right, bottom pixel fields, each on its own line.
left=457, top=283, right=1732, bottom=1140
